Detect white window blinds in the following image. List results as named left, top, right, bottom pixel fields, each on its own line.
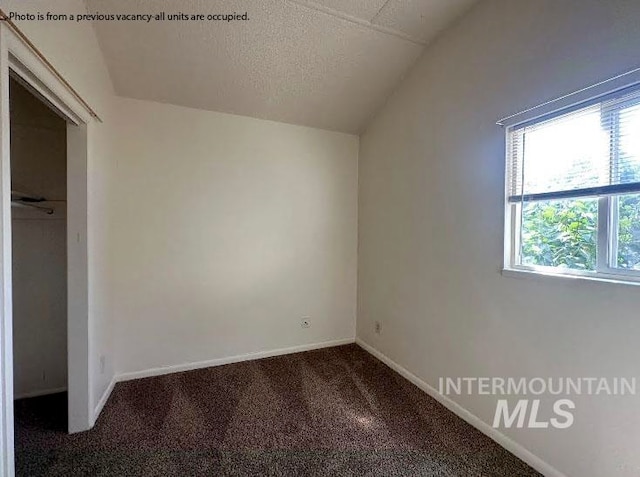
left=507, top=86, right=640, bottom=202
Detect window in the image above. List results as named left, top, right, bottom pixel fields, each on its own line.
left=505, top=85, right=640, bottom=282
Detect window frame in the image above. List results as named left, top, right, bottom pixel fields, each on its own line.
left=503, top=89, right=640, bottom=284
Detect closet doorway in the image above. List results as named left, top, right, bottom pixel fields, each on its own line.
left=0, top=22, right=94, bottom=473
left=10, top=77, right=68, bottom=432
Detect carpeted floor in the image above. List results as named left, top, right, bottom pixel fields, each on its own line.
left=15, top=344, right=540, bottom=476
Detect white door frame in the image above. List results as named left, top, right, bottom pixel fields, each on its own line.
left=0, top=21, right=95, bottom=476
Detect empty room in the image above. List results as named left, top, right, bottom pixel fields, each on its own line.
left=0, top=0, right=639, bottom=476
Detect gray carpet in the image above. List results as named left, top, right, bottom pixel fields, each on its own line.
left=15, top=344, right=540, bottom=476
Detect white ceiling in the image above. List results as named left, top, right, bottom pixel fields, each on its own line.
left=86, top=0, right=477, bottom=133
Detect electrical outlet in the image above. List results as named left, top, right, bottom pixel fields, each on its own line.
left=100, top=355, right=106, bottom=374
left=374, top=321, right=382, bottom=334
left=301, top=317, right=311, bottom=329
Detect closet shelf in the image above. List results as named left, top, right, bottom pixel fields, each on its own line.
left=11, top=200, right=54, bottom=215
left=11, top=190, right=45, bottom=203
left=10, top=190, right=61, bottom=215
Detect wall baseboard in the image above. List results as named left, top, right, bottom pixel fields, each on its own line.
left=92, top=376, right=116, bottom=426
left=355, top=338, right=567, bottom=477
left=117, top=338, right=355, bottom=382
left=14, top=386, right=67, bottom=400
left=92, top=337, right=356, bottom=424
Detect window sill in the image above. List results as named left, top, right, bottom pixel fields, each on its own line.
left=502, top=267, right=640, bottom=288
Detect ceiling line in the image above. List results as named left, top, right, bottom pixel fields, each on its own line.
left=285, top=0, right=426, bottom=46
left=370, top=0, right=392, bottom=23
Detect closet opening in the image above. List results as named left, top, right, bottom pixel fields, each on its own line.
left=10, top=75, right=68, bottom=436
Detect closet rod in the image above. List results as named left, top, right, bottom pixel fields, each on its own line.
left=11, top=200, right=54, bottom=215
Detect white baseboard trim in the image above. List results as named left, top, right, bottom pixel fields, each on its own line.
left=14, top=386, right=67, bottom=400
left=355, top=338, right=567, bottom=477
left=92, top=376, right=116, bottom=426
left=92, top=338, right=355, bottom=426
left=117, top=337, right=356, bottom=383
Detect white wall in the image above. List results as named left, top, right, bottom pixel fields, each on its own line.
left=11, top=223, right=67, bottom=398
left=0, top=0, right=359, bottom=423
left=0, top=0, right=117, bottom=422
left=357, top=1, right=640, bottom=476
left=111, top=97, right=358, bottom=375
left=10, top=79, right=67, bottom=398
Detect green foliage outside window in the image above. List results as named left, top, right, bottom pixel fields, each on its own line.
left=617, top=194, right=640, bottom=269
left=520, top=195, right=640, bottom=270
left=521, top=199, right=598, bottom=270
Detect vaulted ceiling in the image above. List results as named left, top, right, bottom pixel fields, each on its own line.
left=86, top=0, right=477, bottom=133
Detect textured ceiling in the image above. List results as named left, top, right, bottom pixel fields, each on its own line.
left=87, top=0, right=477, bottom=133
